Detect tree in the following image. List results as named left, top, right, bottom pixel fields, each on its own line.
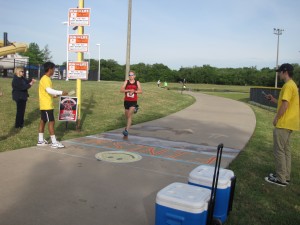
left=20, top=43, right=53, bottom=65
left=42, top=44, right=52, bottom=62
left=20, top=42, right=44, bottom=65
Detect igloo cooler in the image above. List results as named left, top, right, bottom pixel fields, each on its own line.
left=155, top=182, right=211, bottom=225
left=188, top=165, right=236, bottom=224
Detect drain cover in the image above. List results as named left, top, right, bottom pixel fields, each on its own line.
left=95, top=151, right=142, bottom=163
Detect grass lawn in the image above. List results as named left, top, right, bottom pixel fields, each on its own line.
left=204, top=91, right=300, bottom=225
left=0, top=79, right=194, bottom=151
left=1, top=79, right=299, bottom=224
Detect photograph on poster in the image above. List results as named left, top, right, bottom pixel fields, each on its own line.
left=58, top=96, right=78, bottom=121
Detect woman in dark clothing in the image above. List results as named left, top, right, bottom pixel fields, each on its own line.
left=12, top=67, right=35, bottom=128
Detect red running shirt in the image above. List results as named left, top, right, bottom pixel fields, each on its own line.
left=124, top=80, right=138, bottom=101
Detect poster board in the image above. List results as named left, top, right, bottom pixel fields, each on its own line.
left=58, top=96, right=78, bottom=121
left=67, top=62, right=89, bottom=80
left=68, top=34, right=89, bottom=52
left=68, top=8, right=91, bottom=26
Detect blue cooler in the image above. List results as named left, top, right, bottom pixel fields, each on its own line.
left=188, top=165, right=236, bottom=224
left=155, top=182, right=211, bottom=225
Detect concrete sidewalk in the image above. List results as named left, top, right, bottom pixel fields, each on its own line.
left=0, top=92, right=256, bottom=225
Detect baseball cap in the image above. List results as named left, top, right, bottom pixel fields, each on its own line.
left=276, top=63, right=294, bottom=72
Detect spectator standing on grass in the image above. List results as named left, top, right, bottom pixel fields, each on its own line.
left=157, top=80, right=161, bottom=87
left=37, top=62, right=67, bottom=149
left=120, top=70, right=142, bottom=137
left=264, top=63, right=299, bottom=187
left=12, top=67, right=36, bottom=128
left=164, top=81, right=168, bottom=89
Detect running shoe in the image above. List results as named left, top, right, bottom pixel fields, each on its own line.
left=51, top=141, right=65, bottom=149
left=134, top=105, right=139, bottom=114
left=122, top=129, right=129, bottom=136
left=37, top=139, right=48, bottom=146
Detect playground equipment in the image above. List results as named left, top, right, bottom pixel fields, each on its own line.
left=0, top=35, right=28, bottom=70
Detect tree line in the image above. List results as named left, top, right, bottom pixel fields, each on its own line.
left=87, top=59, right=300, bottom=87
left=22, top=42, right=300, bottom=87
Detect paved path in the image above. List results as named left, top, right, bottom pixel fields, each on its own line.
left=0, top=92, right=256, bottom=225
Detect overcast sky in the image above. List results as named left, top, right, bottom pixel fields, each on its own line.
left=1, top=0, right=299, bottom=70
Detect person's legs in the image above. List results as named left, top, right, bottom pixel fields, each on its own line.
left=48, top=121, right=55, bottom=136
left=125, top=107, right=135, bottom=130
left=284, top=130, right=292, bottom=181
left=15, top=101, right=20, bottom=128
left=44, top=111, right=64, bottom=148
left=273, top=128, right=290, bottom=183
left=19, top=100, right=26, bottom=127
left=39, top=119, right=46, bottom=133
left=15, top=100, right=26, bottom=128
left=37, top=118, right=48, bottom=146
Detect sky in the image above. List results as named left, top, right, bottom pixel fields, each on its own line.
left=1, top=0, right=300, bottom=70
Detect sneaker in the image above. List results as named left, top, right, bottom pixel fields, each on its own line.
left=122, top=129, right=129, bottom=137
left=269, top=173, right=290, bottom=184
left=134, top=105, right=139, bottom=114
left=51, top=142, right=65, bottom=149
left=264, top=176, right=287, bottom=187
left=37, top=139, right=48, bottom=146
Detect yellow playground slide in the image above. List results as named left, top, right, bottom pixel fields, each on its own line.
left=0, top=40, right=28, bottom=57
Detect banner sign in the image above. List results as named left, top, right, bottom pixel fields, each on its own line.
left=67, top=62, right=89, bottom=79
left=58, top=96, right=78, bottom=121
left=68, top=34, right=89, bottom=52
left=68, top=8, right=91, bottom=26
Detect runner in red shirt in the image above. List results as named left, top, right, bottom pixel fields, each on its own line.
left=120, top=70, right=142, bottom=136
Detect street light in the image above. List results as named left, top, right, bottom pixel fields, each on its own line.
left=273, top=28, right=284, bottom=88
left=96, top=44, right=101, bottom=82
left=125, top=0, right=132, bottom=80
left=87, top=51, right=91, bottom=67
left=62, top=21, right=69, bottom=81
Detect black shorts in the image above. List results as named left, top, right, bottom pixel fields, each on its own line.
left=40, top=110, right=55, bottom=122
left=124, top=101, right=137, bottom=110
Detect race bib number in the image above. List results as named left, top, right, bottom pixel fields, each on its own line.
left=126, top=92, right=135, bottom=98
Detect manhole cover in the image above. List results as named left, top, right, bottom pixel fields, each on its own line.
left=95, top=151, right=142, bottom=163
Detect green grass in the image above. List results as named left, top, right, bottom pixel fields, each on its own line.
left=168, top=83, right=252, bottom=93
left=1, top=80, right=299, bottom=224
left=0, top=79, right=195, bottom=152
left=204, top=91, right=300, bottom=225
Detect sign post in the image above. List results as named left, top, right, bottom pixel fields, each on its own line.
left=67, top=62, right=88, bottom=80
left=68, top=34, right=89, bottom=52
left=67, top=1, right=90, bottom=130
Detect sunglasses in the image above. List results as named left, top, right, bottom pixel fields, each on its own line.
left=128, top=74, right=135, bottom=76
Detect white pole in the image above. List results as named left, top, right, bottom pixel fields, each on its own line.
left=273, top=28, right=284, bottom=88
left=96, top=44, right=100, bottom=82
left=62, top=21, right=69, bottom=81
left=125, top=0, right=132, bottom=80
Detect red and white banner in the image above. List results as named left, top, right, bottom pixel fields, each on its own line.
left=67, top=62, right=89, bottom=80
left=68, top=8, right=91, bottom=26
left=68, top=34, right=89, bottom=52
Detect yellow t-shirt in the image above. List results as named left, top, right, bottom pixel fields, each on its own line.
left=39, top=75, right=54, bottom=110
left=276, top=79, right=299, bottom=131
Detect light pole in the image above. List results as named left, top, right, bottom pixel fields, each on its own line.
left=87, top=51, right=91, bottom=67
left=273, top=28, right=284, bottom=88
left=125, top=0, right=132, bottom=80
left=62, top=21, right=69, bottom=81
left=96, top=44, right=101, bottom=82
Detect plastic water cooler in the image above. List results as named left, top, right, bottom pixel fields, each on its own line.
left=155, top=182, right=211, bottom=225
left=188, top=165, right=236, bottom=224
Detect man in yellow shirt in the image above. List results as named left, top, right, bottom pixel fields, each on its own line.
left=265, top=63, right=299, bottom=186
left=37, top=62, right=67, bottom=149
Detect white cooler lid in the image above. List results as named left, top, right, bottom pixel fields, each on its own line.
left=156, top=182, right=211, bottom=214
left=188, top=165, right=234, bottom=189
